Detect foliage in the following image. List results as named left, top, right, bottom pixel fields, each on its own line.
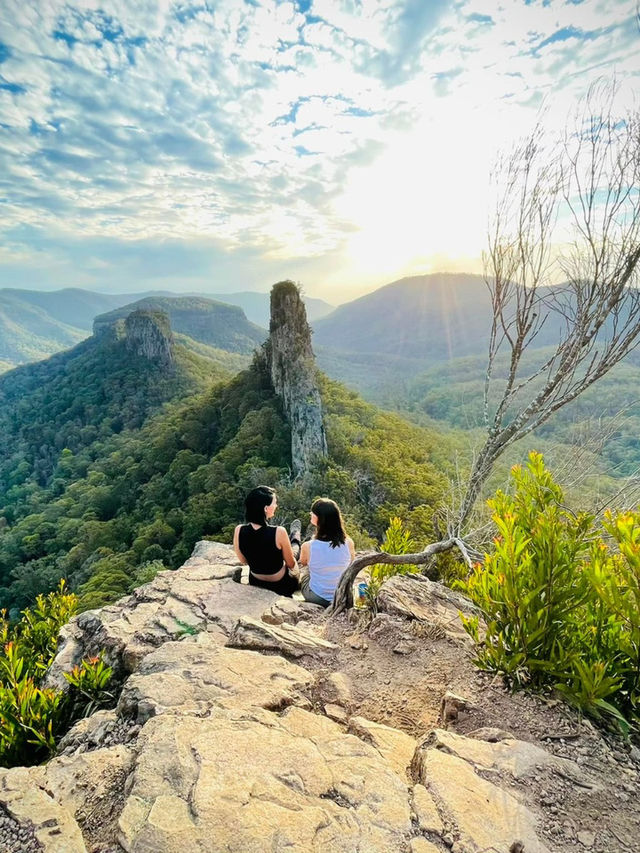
left=64, top=655, right=114, bottom=719
left=460, top=452, right=640, bottom=732
left=0, top=641, right=65, bottom=765
left=365, top=517, right=418, bottom=607
left=0, top=352, right=447, bottom=615
left=0, top=585, right=113, bottom=767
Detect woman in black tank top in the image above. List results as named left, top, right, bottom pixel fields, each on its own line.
left=233, top=486, right=299, bottom=596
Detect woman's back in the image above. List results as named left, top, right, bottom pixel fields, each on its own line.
left=238, top=524, right=283, bottom=575
left=308, top=539, right=351, bottom=600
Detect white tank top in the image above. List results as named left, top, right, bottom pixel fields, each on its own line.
left=308, top=539, right=351, bottom=600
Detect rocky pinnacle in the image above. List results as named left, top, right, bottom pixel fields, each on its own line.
left=269, top=281, right=328, bottom=478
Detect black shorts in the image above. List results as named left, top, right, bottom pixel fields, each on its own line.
left=248, top=571, right=299, bottom=597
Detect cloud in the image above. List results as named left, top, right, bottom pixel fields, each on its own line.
left=0, top=0, right=638, bottom=299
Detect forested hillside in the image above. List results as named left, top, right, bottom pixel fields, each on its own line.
left=0, top=292, right=86, bottom=364
left=94, top=296, right=266, bottom=354
left=314, top=274, right=640, bottom=480
left=0, top=287, right=326, bottom=372
left=0, top=330, right=448, bottom=615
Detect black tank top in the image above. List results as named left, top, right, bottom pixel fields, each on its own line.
left=238, top=524, right=284, bottom=575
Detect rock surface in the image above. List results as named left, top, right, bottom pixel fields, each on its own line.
left=227, top=614, right=338, bottom=658
left=268, top=280, right=327, bottom=477
left=124, top=310, right=174, bottom=365
left=377, top=573, right=478, bottom=641
left=3, top=540, right=636, bottom=853
left=45, top=541, right=276, bottom=688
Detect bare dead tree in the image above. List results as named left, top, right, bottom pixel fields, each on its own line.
left=331, top=83, right=640, bottom=614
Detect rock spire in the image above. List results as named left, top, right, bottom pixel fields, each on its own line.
left=268, top=281, right=327, bottom=477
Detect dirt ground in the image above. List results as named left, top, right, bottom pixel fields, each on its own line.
left=296, top=605, right=640, bottom=853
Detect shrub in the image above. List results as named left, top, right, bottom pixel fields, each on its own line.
left=365, top=517, right=418, bottom=608
left=64, top=655, right=114, bottom=720
left=460, top=452, right=640, bottom=732
left=0, top=585, right=114, bottom=767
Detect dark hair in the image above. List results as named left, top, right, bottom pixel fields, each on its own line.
left=245, top=486, right=276, bottom=526
left=312, top=498, right=346, bottom=548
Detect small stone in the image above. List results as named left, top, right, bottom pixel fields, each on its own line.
left=324, top=704, right=348, bottom=724
left=577, top=830, right=595, bottom=848
left=393, top=639, right=415, bottom=654
left=441, top=691, right=472, bottom=723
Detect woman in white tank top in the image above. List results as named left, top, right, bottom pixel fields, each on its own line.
left=299, top=498, right=355, bottom=607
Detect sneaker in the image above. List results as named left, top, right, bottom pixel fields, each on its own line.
left=289, top=518, right=302, bottom=544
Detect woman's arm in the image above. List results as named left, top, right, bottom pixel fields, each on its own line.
left=346, top=536, right=356, bottom=561
left=233, top=525, right=248, bottom=565
left=299, top=541, right=310, bottom=567
left=276, top=526, right=298, bottom=571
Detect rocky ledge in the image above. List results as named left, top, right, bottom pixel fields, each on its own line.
left=1, top=542, right=638, bottom=852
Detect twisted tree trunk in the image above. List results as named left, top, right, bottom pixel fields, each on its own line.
left=329, top=538, right=472, bottom=614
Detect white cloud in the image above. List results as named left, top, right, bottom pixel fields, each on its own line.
left=0, top=0, right=637, bottom=300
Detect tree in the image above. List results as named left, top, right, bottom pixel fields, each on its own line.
left=332, top=83, right=640, bottom=613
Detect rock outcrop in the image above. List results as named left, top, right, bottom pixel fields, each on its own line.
left=268, top=281, right=327, bottom=477
left=2, top=541, right=637, bottom=852
left=124, top=310, right=174, bottom=365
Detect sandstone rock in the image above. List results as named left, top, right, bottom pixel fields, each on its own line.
left=46, top=546, right=279, bottom=689
left=226, top=615, right=338, bottom=658
left=189, top=539, right=241, bottom=565
left=269, top=281, right=327, bottom=477
left=57, top=709, right=119, bottom=755
left=261, top=597, right=323, bottom=625
left=41, top=746, right=135, bottom=848
left=377, top=574, right=477, bottom=640
left=314, top=671, right=352, bottom=708
left=0, top=766, right=87, bottom=852
left=428, top=728, right=593, bottom=783
left=441, top=691, right=474, bottom=723
left=410, top=839, right=443, bottom=853
left=118, top=632, right=313, bottom=722
left=467, top=726, right=513, bottom=742
left=577, top=829, right=595, bottom=847
left=324, top=703, right=348, bottom=723
left=411, top=783, right=444, bottom=835
left=124, top=310, right=174, bottom=365
left=349, top=715, right=417, bottom=780
left=118, top=706, right=411, bottom=852
left=414, top=749, right=550, bottom=853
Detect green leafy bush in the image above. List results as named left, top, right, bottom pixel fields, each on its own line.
left=64, top=655, right=114, bottom=720
left=0, top=585, right=113, bottom=767
left=460, top=452, right=640, bottom=732
left=365, top=517, right=418, bottom=608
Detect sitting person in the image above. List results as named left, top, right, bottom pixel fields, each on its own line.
left=233, top=486, right=299, bottom=597
left=299, top=498, right=355, bottom=608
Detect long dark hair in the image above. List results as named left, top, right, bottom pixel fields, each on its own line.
left=312, top=498, right=346, bottom=548
left=245, top=486, right=276, bottom=526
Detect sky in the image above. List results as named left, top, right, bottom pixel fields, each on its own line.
left=0, top=0, right=638, bottom=303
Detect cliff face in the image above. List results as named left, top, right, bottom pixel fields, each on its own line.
left=269, top=281, right=327, bottom=477
left=123, top=310, right=174, bottom=366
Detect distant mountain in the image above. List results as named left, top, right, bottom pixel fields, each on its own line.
left=0, top=288, right=177, bottom=372
left=0, top=311, right=226, bottom=493
left=0, top=288, right=149, bottom=331
left=0, top=287, right=331, bottom=373
left=206, top=291, right=334, bottom=326
left=313, top=273, right=493, bottom=361
left=94, top=296, right=266, bottom=355
left=0, top=292, right=86, bottom=363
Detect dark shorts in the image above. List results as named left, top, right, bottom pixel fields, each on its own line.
left=248, top=571, right=299, bottom=597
